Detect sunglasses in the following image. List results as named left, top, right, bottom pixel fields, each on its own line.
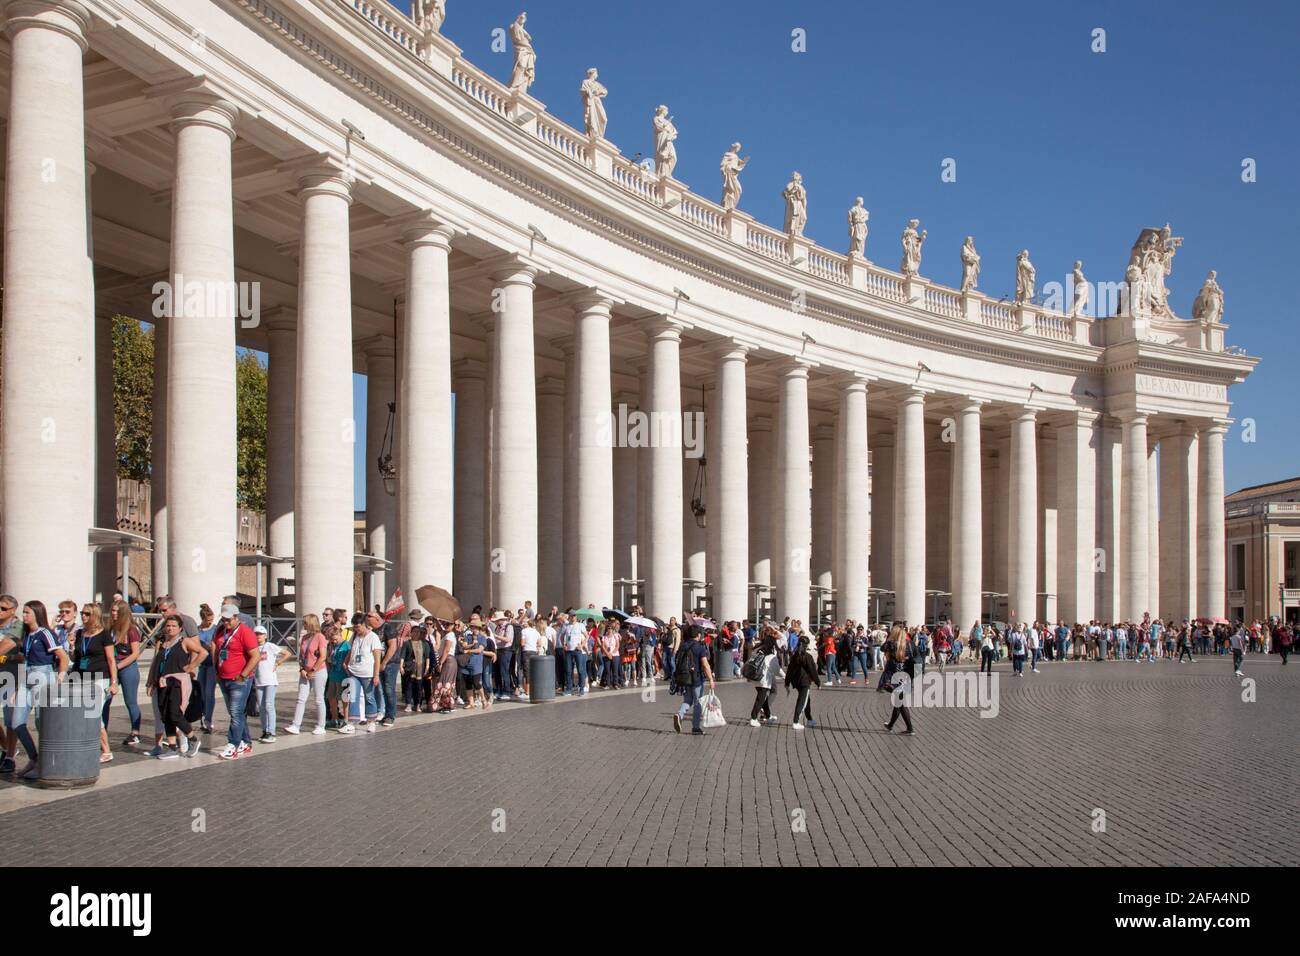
left=80, top=611, right=92, bottom=617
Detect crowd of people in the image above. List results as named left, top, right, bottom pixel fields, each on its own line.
left=0, top=586, right=1293, bottom=775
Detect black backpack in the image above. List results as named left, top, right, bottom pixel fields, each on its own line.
left=673, top=640, right=699, bottom=688
left=741, top=652, right=763, bottom=682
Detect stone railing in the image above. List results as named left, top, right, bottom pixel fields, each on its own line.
left=747, top=222, right=791, bottom=264
left=338, top=0, right=1098, bottom=347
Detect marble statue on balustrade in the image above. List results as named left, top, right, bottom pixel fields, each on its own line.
left=900, top=219, right=926, bottom=276
left=1124, top=260, right=1146, bottom=317
left=580, top=68, right=608, bottom=139
left=782, top=172, right=807, bottom=237
left=847, top=198, right=868, bottom=256
left=1015, top=250, right=1036, bottom=305
left=653, top=106, right=677, bottom=179
left=1068, top=260, right=1089, bottom=318
left=720, top=143, right=749, bottom=212
left=959, top=236, right=980, bottom=292
left=508, top=13, right=535, bottom=93
left=1128, top=224, right=1183, bottom=317
left=1192, top=270, right=1224, bottom=324
left=412, top=0, right=445, bottom=33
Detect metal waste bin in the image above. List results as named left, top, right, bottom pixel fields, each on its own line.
left=36, top=681, right=105, bottom=789
left=714, top=644, right=735, bottom=680
left=528, top=655, right=555, bottom=703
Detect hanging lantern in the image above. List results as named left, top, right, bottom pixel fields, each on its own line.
left=690, top=456, right=707, bottom=528
left=377, top=401, right=397, bottom=496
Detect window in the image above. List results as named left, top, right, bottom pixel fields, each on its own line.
left=1231, top=543, right=1246, bottom=591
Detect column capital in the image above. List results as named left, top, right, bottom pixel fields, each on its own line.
left=956, top=396, right=987, bottom=414
left=772, top=354, right=814, bottom=378
left=899, top=384, right=931, bottom=405
left=261, top=306, right=297, bottom=335
left=1066, top=407, right=1102, bottom=426
left=537, top=376, right=565, bottom=398
left=1199, top=419, right=1231, bottom=437
left=4, top=0, right=90, bottom=51
left=750, top=415, right=773, bottom=433
left=149, top=77, right=252, bottom=141
left=833, top=369, right=875, bottom=391
left=284, top=153, right=358, bottom=204
left=813, top=422, right=835, bottom=442
left=1011, top=404, right=1041, bottom=423
left=393, top=210, right=458, bottom=249
left=564, top=287, right=617, bottom=315
left=452, top=357, right=487, bottom=381
left=359, top=334, right=396, bottom=360
left=709, top=336, right=758, bottom=361
left=482, top=252, right=542, bottom=286
left=644, top=314, right=688, bottom=341
left=1118, top=410, right=1151, bottom=428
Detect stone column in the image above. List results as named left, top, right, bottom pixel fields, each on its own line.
left=399, top=219, right=455, bottom=604
left=613, top=392, right=638, bottom=602
left=1, top=0, right=94, bottom=608
left=635, top=365, right=650, bottom=591
left=1096, top=422, right=1124, bottom=622
left=950, top=399, right=984, bottom=632
left=811, top=421, right=835, bottom=596
left=1056, top=410, right=1098, bottom=624
left=835, top=376, right=870, bottom=622
left=364, top=336, right=397, bottom=607
left=1008, top=407, right=1038, bottom=625
left=774, top=359, right=812, bottom=625
left=1197, top=421, right=1228, bottom=619
left=165, top=89, right=240, bottom=615
left=682, top=401, right=707, bottom=611
left=708, top=342, right=750, bottom=623
left=150, top=317, right=169, bottom=599
left=748, top=415, right=774, bottom=595
left=536, top=377, right=566, bottom=609
left=452, top=359, right=488, bottom=610
left=95, top=311, right=117, bottom=601
left=1119, top=412, right=1150, bottom=621
left=645, top=318, right=684, bottom=619
left=1039, top=430, right=1058, bottom=624
left=893, top=388, right=928, bottom=626
left=294, top=163, right=355, bottom=615
left=574, top=298, right=617, bottom=608
left=560, top=342, right=577, bottom=606
left=870, top=431, right=894, bottom=594
left=489, top=259, right=539, bottom=610
left=264, top=309, right=296, bottom=608
left=1147, top=437, right=1160, bottom=621
left=1159, top=427, right=1197, bottom=622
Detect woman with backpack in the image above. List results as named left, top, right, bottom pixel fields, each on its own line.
left=747, top=631, right=784, bottom=726
left=883, top=624, right=916, bottom=736
left=784, top=634, right=820, bottom=730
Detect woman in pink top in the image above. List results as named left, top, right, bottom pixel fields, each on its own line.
left=285, top=613, right=328, bottom=735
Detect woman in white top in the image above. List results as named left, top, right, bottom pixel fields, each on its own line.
left=747, top=630, right=785, bottom=726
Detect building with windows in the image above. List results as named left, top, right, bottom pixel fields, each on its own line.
left=1225, top=477, right=1300, bottom=624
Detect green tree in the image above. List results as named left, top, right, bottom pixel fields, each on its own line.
left=236, top=349, right=268, bottom=511
left=112, top=316, right=154, bottom=481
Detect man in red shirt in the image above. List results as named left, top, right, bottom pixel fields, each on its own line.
left=213, top=603, right=260, bottom=759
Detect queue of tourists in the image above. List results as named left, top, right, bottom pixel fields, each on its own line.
left=0, top=587, right=1293, bottom=776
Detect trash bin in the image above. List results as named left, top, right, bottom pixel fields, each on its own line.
left=714, top=645, right=734, bottom=680
left=36, top=681, right=104, bottom=789
left=528, top=655, right=555, bottom=703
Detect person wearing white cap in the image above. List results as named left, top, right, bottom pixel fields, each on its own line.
left=212, top=603, right=261, bottom=759
left=253, top=625, right=291, bottom=742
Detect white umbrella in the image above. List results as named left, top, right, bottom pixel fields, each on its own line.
left=626, top=615, right=658, bottom=629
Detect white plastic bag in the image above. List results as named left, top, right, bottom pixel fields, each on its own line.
left=700, top=692, right=726, bottom=728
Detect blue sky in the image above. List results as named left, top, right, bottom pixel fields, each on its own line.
left=350, top=0, right=1298, bottom=507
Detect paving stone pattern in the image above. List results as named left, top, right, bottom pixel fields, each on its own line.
left=3, top=657, right=1295, bottom=866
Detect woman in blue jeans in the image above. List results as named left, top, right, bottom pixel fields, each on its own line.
left=195, top=604, right=218, bottom=732
left=108, top=599, right=144, bottom=747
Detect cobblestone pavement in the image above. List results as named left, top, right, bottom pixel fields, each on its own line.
left=3, top=656, right=1296, bottom=866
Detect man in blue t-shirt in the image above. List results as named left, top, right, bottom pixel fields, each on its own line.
left=671, top=628, right=715, bottom=736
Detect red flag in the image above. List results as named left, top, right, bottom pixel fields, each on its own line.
left=383, top=588, right=406, bottom=619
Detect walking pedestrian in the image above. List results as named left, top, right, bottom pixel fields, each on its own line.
left=785, top=634, right=820, bottom=730
left=883, top=624, right=916, bottom=736
left=747, top=632, right=783, bottom=726
left=670, top=626, right=715, bottom=736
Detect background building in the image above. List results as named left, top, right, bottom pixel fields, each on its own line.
left=1225, top=477, right=1300, bottom=624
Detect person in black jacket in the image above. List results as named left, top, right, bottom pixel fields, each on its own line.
left=784, top=634, right=820, bottom=730
left=883, top=623, right=916, bottom=735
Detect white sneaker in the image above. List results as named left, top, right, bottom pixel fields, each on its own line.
left=176, top=737, right=189, bottom=756
left=792, top=722, right=805, bottom=731
left=767, top=716, right=778, bottom=724
left=749, top=719, right=760, bottom=727
left=366, top=721, right=376, bottom=733
left=312, top=726, right=327, bottom=735
left=338, top=723, right=356, bottom=735
left=217, top=744, right=237, bottom=760
left=235, top=743, right=252, bottom=758
left=283, top=725, right=300, bottom=735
